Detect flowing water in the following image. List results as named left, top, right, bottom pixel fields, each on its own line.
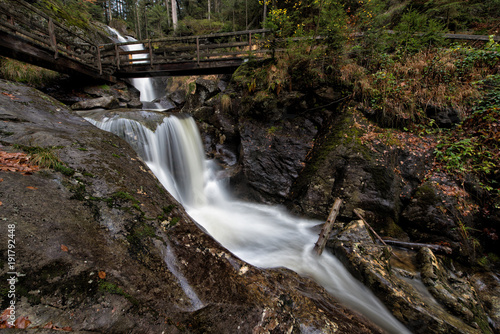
left=107, top=27, right=158, bottom=103
left=82, top=109, right=411, bottom=334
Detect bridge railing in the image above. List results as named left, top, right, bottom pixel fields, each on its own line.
left=0, top=0, right=103, bottom=73
left=98, top=29, right=273, bottom=71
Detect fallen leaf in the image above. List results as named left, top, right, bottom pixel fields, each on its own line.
left=14, top=316, right=31, bottom=329
left=43, top=321, right=55, bottom=329
left=0, top=201, right=2, bottom=206
left=98, top=271, right=106, bottom=279
left=60, top=244, right=69, bottom=252
left=0, top=178, right=3, bottom=182
left=0, top=309, right=11, bottom=322
left=26, top=186, right=37, bottom=190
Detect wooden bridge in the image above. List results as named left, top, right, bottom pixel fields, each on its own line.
left=0, top=0, right=272, bottom=83
left=0, top=0, right=498, bottom=83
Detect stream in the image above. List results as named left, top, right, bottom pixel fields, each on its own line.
left=81, top=29, right=412, bottom=333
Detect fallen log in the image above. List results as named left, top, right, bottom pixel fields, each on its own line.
left=382, top=239, right=453, bottom=255
left=313, top=198, right=342, bottom=256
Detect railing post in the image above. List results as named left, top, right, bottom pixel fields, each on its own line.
left=114, top=44, right=120, bottom=69
left=148, top=40, right=153, bottom=68
left=97, top=46, right=102, bottom=75
left=196, top=37, right=200, bottom=66
left=48, top=18, right=58, bottom=59
left=249, top=32, right=252, bottom=56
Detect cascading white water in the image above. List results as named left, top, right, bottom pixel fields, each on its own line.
left=84, top=110, right=411, bottom=334
left=85, top=113, right=206, bottom=206
left=107, top=27, right=157, bottom=102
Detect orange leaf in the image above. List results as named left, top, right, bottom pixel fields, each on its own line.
left=43, top=321, right=55, bottom=329
left=0, top=178, right=3, bottom=182
left=0, top=201, right=2, bottom=206
left=14, top=316, right=31, bottom=329
left=0, top=309, right=11, bottom=322
left=98, top=271, right=106, bottom=279
left=60, top=244, right=69, bottom=252
left=26, top=186, right=37, bottom=190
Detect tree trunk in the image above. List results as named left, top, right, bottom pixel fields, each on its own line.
left=165, top=0, right=171, bottom=28
left=171, top=0, right=178, bottom=31
left=107, top=0, right=113, bottom=23
left=136, top=2, right=141, bottom=40
left=208, top=0, right=211, bottom=20
left=262, top=1, right=267, bottom=28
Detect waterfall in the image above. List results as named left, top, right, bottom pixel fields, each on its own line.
left=84, top=112, right=205, bottom=206
left=107, top=27, right=158, bottom=103
left=84, top=110, right=411, bottom=334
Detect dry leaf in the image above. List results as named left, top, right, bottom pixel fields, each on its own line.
left=60, top=244, right=69, bottom=252
left=98, top=271, right=106, bottom=279
left=0, top=309, right=10, bottom=322
left=14, top=316, right=31, bottom=329
left=43, top=321, right=55, bottom=329
left=26, top=186, right=37, bottom=190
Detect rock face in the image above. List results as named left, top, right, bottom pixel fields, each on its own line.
left=68, top=82, right=142, bottom=110
left=328, top=220, right=491, bottom=334
left=0, top=79, right=383, bottom=333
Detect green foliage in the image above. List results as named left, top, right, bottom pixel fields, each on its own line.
left=393, top=9, right=446, bottom=54
left=434, top=75, right=500, bottom=203
left=37, top=0, right=101, bottom=29
left=0, top=57, right=60, bottom=88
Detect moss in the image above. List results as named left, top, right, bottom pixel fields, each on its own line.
left=415, top=183, right=439, bottom=206
left=305, top=109, right=372, bottom=177
left=69, top=183, right=87, bottom=201
left=98, top=280, right=139, bottom=306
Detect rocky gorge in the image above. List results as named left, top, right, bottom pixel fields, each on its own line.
left=0, top=56, right=499, bottom=333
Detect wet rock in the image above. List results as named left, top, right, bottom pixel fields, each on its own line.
left=71, top=96, right=120, bottom=110
left=168, top=90, right=186, bottom=106
left=232, top=117, right=318, bottom=203
left=425, top=104, right=462, bottom=128
left=400, top=179, right=473, bottom=253
left=471, top=272, right=500, bottom=332
left=418, top=247, right=489, bottom=326
left=0, top=79, right=383, bottom=333
left=328, top=220, right=490, bottom=334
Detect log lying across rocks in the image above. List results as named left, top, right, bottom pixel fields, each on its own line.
left=382, top=239, right=453, bottom=255
left=314, top=198, right=342, bottom=256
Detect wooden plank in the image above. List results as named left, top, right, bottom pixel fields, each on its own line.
left=313, top=198, right=342, bottom=256
left=114, top=44, right=120, bottom=69
left=48, top=18, right=58, bottom=59
left=196, top=37, right=200, bottom=65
